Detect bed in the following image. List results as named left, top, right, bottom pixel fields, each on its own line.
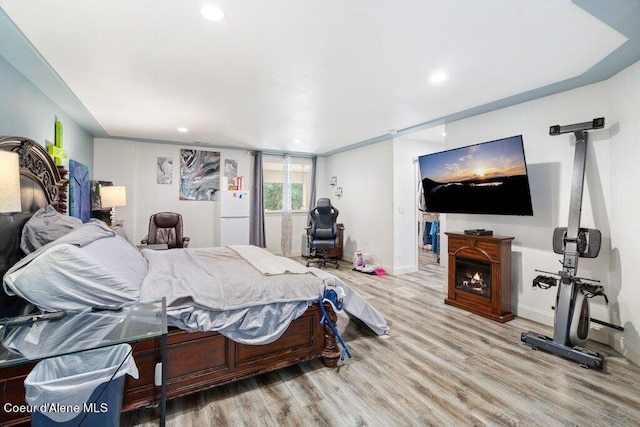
left=0, top=136, right=387, bottom=426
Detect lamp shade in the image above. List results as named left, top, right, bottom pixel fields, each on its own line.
left=100, top=186, right=127, bottom=208
left=0, top=151, right=22, bottom=213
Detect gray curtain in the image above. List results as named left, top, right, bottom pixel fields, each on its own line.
left=307, top=156, right=317, bottom=227
left=250, top=151, right=266, bottom=247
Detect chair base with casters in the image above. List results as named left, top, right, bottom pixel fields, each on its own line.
left=306, top=241, right=340, bottom=269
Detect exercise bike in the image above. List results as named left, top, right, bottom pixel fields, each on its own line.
left=521, top=118, right=622, bottom=370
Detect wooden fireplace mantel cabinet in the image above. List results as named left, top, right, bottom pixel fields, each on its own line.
left=444, top=232, right=515, bottom=322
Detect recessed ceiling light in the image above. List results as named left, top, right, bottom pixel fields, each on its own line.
left=429, top=72, right=447, bottom=83
left=177, top=127, right=188, bottom=133
left=293, top=139, right=302, bottom=144
left=201, top=5, right=226, bottom=21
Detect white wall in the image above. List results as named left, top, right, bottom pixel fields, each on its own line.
left=608, top=59, right=640, bottom=363
left=441, top=69, right=640, bottom=365
left=94, top=139, right=252, bottom=247
left=323, top=141, right=394, bottom=271
left=94, top=139, right=323, bottom=255
left=392, top=135, right=444, bottom=274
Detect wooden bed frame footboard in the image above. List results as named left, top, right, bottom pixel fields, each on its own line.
left=123, top=301, right=339, bottom=412
left=0, top=303, right=339, bottom=426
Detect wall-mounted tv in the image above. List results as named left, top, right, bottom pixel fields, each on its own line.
left=418, top=135, right=534, bottom=216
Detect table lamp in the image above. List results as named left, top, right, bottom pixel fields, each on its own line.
left=0, top=151, right=22, bottom=213
left=100, top=185, right=126, bottom=226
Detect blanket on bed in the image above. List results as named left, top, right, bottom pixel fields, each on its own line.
left=227, top=244, right=310, bottom=275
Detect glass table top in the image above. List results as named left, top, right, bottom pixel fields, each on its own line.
left=0, top=299, right=166, bottom=368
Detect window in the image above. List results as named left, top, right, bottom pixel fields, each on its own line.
left=263, top=156, right=312, bottom=212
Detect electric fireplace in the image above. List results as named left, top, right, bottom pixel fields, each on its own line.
left=445, top=232, right=515, bottom=322
left=455, top=258, right=492, bottom=298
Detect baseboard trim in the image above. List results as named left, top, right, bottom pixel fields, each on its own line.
left=390, top=265, right=418, bottom=276
left=515, top=304, right=554, bottom=327
left=589, top=326, right=640, bottom=367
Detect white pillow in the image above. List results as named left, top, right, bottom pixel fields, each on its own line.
left=4, top=223, right=148, bottom=311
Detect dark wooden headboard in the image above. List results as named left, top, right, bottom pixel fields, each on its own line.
left=0, top=136, right=69, bottom=300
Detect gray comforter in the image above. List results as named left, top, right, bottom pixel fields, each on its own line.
left=139, top=246, right=328, bottom=344
left=139, top=246, right=325, bottom=311
left=140, top=245, right=390, bottom=343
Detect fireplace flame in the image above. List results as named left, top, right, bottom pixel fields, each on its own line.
left=456, top=259, right=491, bottom=297
left=468, top=272, right=486, bottom=291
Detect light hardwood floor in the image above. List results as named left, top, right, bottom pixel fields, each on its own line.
left=122, top=249, right=640, bottom=426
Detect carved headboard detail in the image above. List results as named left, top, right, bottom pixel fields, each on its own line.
left=0, top=136, right=69, bottom=214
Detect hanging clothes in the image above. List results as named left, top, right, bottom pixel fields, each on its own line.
left=430, top=220, right=439, bottom=254
left=423, top=221, right=432, bottom=245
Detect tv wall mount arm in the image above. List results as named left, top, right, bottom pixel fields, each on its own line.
left=521, top=117, right=621, bottom=370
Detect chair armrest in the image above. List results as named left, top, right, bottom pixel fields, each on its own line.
left=336, top=224, right=343, bottom=245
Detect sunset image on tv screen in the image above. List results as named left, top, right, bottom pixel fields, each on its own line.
left=418, top=135, right=533, bottom=215
left=419, top=135, right=527, bottom=183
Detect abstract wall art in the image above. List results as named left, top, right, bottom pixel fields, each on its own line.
left=224, top=159, right=238, bottom=179
left=157, top=156, right=173, bottom=184
left=179, top=149, right=220, bottom=200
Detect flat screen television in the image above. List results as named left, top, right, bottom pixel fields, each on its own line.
left=418, top=135, right=534, bottom=216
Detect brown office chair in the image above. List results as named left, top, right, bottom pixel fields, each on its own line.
left=141, top=212, right=190, bottom=248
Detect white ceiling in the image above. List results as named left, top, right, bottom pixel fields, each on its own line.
left=0, top=0, right=635, bottom=154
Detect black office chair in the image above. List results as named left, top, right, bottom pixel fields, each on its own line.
left=306, top=198, right=340, bottom=269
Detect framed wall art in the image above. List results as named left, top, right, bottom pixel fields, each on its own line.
left=157, top=156, right=173, bottom=184
left=179, top=149, right=220, bottom=200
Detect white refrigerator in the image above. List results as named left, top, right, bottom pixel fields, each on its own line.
left=214, top=190, right=250, bottom=246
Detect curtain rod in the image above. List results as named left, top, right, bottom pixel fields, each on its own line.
left=248, top=150, right=317, bottom=159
